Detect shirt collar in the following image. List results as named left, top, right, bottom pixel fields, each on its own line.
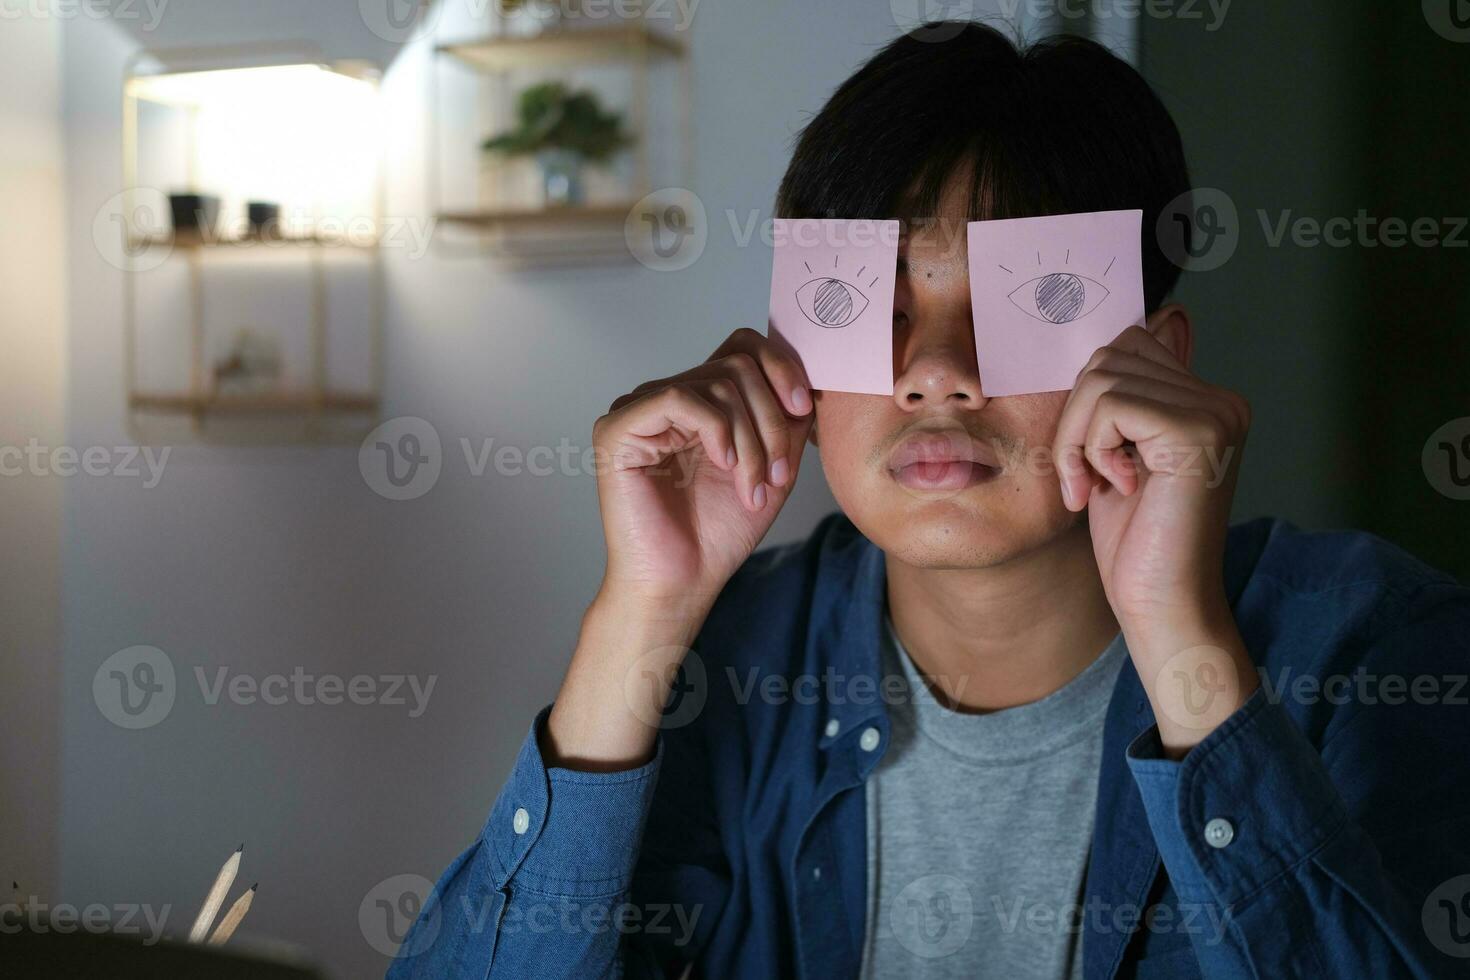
left=817, top=532, right=891, bottom=754
left=814, top=514, right=1266, bottom=755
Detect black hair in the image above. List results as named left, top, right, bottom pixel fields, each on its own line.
left=775, top=22, right=1190, bottom=312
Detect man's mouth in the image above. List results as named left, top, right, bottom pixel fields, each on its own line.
left=886, top=429, right=1002, bottom=492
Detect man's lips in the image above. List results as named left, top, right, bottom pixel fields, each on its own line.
left=886, top=430, right=1002, bottom=491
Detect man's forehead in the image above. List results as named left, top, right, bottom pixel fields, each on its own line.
left=899, top=214, right=971, bottom=268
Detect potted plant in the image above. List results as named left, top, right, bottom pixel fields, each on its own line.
left=481, top=82, right=631, bottom=207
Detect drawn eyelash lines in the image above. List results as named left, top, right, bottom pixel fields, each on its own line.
left=796, top=256, right=881, bottom=329
left=999, top=250, right=1115, bottom=325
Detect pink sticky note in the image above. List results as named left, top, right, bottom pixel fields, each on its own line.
left=768, top=218, right=898, bottom=396
left=966, top=209, right=1145, bottom=397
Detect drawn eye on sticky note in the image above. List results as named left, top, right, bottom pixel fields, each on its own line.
left=768, top=218, right=897, bottom=396
left=1006, top=269, right=1110, bottom=323
left=794, top=258, right=877, bottom=329
left=968, top=209, right=1144, bottom=396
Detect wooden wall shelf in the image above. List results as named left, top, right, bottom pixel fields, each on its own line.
left=121, top=54, right=386, bottom=443
left=438, top=23, right=685, bottom=72
left=130, top=391, right=380, bottom=415
left=436, top=202, right=637, bottom=229
left=128, top=232, right=381, bottom=250
left=429, top=18, right=692, bottom=260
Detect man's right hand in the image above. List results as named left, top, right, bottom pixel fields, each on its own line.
left=545, top=328, right=814, bottom=770
left=595, top=327, right=815, bottom=609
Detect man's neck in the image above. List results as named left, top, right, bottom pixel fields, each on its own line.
left=884, top=523, right=1120, bottom=713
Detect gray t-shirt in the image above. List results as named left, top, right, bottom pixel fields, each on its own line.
left=859, top=615, right=1126, bottom=979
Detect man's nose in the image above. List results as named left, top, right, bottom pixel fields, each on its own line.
left=892, top=320, right=986, bottom=410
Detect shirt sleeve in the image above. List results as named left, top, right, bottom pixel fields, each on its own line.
left=1125, top=583, right=1470, bottom=978
left=387, top=705, right=667, bottom=979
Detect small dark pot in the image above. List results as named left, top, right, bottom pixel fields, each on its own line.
left=168, top=193, right=220, bottom=234
left=247, top=201, right=282, bottom=238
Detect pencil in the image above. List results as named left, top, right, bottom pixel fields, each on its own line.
left=208, top=882, right=256, bottom=944
left=189, top=844, right=242, bottom=942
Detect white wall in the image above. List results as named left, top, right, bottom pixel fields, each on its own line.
left=56, top=2, right=949, bottom=976
left=0, top=11, right=66, bottom=912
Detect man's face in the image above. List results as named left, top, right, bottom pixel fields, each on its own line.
left=812, top=180, right=1080, bottom=569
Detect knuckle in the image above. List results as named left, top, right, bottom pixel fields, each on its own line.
left=1186, top=411, right=1224, bottom=444
left=707, top=377, right=739, bottom=402
left=1230, top=391, right=1252, bottom=428
left=663, top=382, right=695, bottom=406
left=721, top=351, right=759, bottom=377
left=760, top=415, right=792, bottom=445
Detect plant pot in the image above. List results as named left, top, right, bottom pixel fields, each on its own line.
left=168, top=193, right=220, bottom=235
left=536, top=149, right=585, bottom=207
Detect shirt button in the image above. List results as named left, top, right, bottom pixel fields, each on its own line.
left=859, top=727, right=881, bottom=752
left=512, top=807, right=530, bottom=835
left=824, top=719, right=840, bottom=738
left=1204, top=817, right=1234, bottom=849
left=812, top=867, right=822, bottom=881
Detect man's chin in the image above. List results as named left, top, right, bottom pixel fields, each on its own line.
left=850, top=489, right=1081, bottom=571
left=859, top=510, right=1023, bottom=570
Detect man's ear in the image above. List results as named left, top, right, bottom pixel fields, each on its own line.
left=1145, top=303, right=1194, bottom=371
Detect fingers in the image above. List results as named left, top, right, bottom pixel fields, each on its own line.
left=595, top=382, right=736, bottom=478
left=1099, top=323, right=1188, bottom=373
left=638, top=360, right=791, bottom=481
left=603, top=328, right=815, bottom=509
left=1055, top=340, right=1247, bottom=510
left=698, top=374, right=770, bottom=508
left=711, top=327, right=813, bottom=418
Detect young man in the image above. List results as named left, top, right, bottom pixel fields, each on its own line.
left=390, top=23, right=1470, bottom=980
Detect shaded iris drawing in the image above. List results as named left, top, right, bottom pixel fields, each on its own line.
left=1001, top=251, right=1114, bottom=324
left=795, top=257, right=879, bottom=329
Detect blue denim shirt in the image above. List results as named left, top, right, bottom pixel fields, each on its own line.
left=389, top=515, right=1470, bottom=979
